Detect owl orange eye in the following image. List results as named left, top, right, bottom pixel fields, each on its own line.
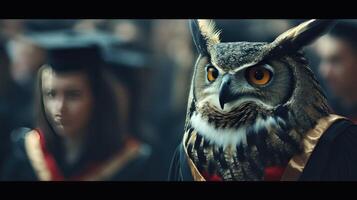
left=247, top=66, right=272, bottom=86
left=206, top=65, right=219, bottom=82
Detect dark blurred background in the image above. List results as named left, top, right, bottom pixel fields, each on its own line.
left=0, top=19, right=356, bottom=180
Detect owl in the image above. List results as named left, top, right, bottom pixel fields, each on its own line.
left=168, top=19, right=355, bottom=181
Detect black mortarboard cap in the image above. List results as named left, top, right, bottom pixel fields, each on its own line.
left=45, top=44, right=102, bottom=72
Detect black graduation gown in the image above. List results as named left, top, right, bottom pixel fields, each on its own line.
left=169, top=117, right=357, bottom=181
left=0, top=80, right=35, bottom=172
left=1, top=128, right=155, bottom=181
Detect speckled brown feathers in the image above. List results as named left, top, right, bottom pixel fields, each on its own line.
left=184, top=123, right=303, bottom=180
left=198, top=101, right=272, bottom=129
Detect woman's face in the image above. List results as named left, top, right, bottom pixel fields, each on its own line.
left=41, top=67, right=94, bottom=138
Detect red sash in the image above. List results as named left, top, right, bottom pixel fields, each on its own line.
left=25, top=129, right=141, bottom=181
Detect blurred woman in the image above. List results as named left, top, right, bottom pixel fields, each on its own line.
left=1, top=42, right=153, bottom=181
left=0, top=35, right=45, bottom=171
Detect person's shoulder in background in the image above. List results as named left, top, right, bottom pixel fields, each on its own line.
left=0, top=127, right=37, bottom=181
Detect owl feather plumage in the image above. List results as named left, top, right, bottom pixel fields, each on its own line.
left=183, top=19, right=335, bottom=180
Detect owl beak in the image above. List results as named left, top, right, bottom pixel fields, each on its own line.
left=219, top=74, right=235, bottom=110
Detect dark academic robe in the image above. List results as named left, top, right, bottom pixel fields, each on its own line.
left=1, top=128, right=154, bottom=181
left=0, top=80, right=35, bottom=172
left=169, top=115, right=357, bottom=181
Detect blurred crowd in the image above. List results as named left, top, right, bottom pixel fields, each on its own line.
left=0, top=19, right=356, bottom=181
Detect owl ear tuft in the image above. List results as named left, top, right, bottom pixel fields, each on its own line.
left=271, top=19, right=335, bottom=53
left=189, top=19, right=221, bottom=55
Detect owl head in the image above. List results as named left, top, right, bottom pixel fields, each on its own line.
left=186, top=19, right=335, bottom=148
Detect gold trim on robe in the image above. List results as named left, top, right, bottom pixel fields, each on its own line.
left=182, top=131, right=206, bottom=181
left=24, top=130, right=142, bottom=181
left=281, top=114, right=346, bottom=181
left=183, top=114, right=346, bottom=181
left=25, top=130, right=52, bottom=181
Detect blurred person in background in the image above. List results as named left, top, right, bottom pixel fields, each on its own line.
left=314, top=20, right=357, bottom=123
left=1, top=32, right=153, bottom=181
left=0, top=35, right=45, bottom=170
left=6, top=35, right=46, bottom=91
left=6, top=35, right=45, bottom=124
left=0, top=43, right=13, bottom=171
